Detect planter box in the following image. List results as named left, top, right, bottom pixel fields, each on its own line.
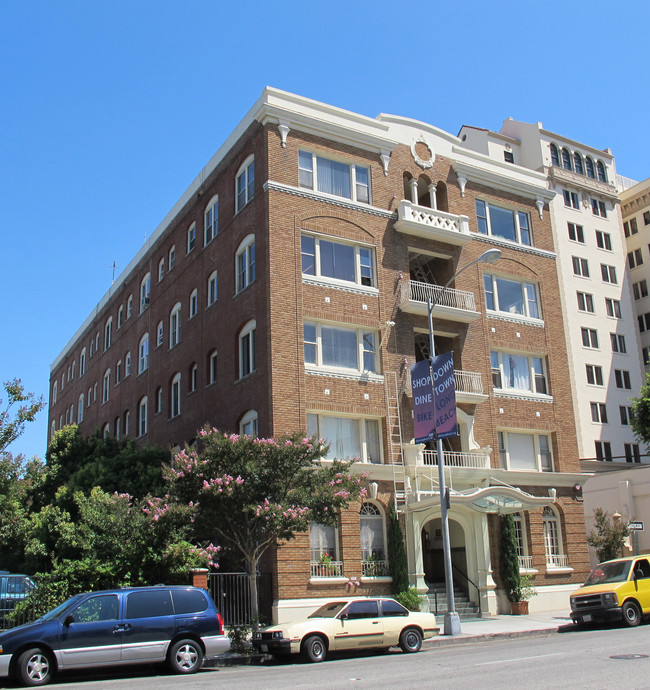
left=510, top=601, right=529, bottom=615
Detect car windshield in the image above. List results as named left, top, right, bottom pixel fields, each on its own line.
left=39, top=594, right=85, bottom=621
left=584, top=560, right=631, bottom=586
left=308, top=602, right=347, bottom=618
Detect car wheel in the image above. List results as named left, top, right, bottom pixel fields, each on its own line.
left=16, top=647, right=53, bottom=687
left=168, top=639, right=203, bottom=674
left=622, top=600, right=642, bottom=627
left=399, top=627, right=422, bottom=653
left=302, top=635, right=327, bottom=662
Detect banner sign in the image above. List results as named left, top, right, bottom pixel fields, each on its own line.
left=411, top=352, right=458, bottom=444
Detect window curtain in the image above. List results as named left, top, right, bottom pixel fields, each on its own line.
left=319, top=240, right=355, bottom=282
left=319, top=416, right=361, bottom=460
left=505, top=354, right=530, bottom=390
left=321, top=326, right=357, bottom=369
left=310, top=523, right=336, bottom=559
left=360, top=515, right=384, bottom=559
left=507, top=433, right=536, bottom=470
left=317, top=156, right=351, bottom=198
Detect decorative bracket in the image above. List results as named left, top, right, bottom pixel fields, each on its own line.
left=278, top=120, right=291, bottom=148
left=535, top=197, right=544, bottom=219
left=380, top=150, right=391, bottom=176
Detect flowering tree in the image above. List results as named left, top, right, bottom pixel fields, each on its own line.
left=165, top=427, right=368, bottom=619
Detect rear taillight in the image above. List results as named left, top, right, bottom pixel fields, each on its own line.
left=217, top=611, right=224, bottom=634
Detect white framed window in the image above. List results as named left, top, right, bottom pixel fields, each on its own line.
left=309, top=522, right=341, bottom=576
left=104, top=317, right=113, bottom=351
left=116, top=359, right=122, bottom=384
left=567, top=222, right=584, bottom=243
left=498, top=431, right=553, bottom=472
left=102, top=369, right=111, bottom=404
left=360, top=502, right=386, bottom=568
left=307, top=413, right=382, bottom=463
left=158, top=257, right=165, bottom=282
left=117, top=305, right=124, bottom=329
left=597, top=161, right=608, bottom=183
left=207, top=270, right=218, bottom=306
left=586, top=364, right=603, bottom=386
left=157, top=320, right=163, bottom=347
left=592, top=199, right=607, bottom=218
left=576, top=292, right=594, bottom=313
left=140, top=273, right=151, bottom=313
left=304, top=322, right=378, bottom=374
left=590, top=402, right=608, bottom=423
left=512, top=513, right=531, bottom=570
left=543, top=506, right=567, bottom=568
left=71, top=361, right=75, bottom=379
left=127, top=295, right=133, bottom=319
left=239, top=320, right=256, bottom=378
left=187, top=223, right=196, bottom=254
left=573, top=152, right=584, bottom=175
left=581, top=328, right=599, bottom=349
left=625, top=443, right=641, bottom=463
left=124, top=410, right=130, bottom=436
left=138, top=396, right=148, bottom=437
left=51, top=420, right=56, bottom=438
left=204, top=195, right=218, bottom=245
left=633, top=280, right=648, bottom=300
left=189, top=288, right=198, bottom=318
left=572, top=256, right=589, bottom=277
left=208, top=350, right=218, bottom=385
left=169, top=302, right=181, bottom=348
left=52, top=381, right=58, bottom=404
left=190, top=362, right=197, bottom=392
left=301, top=233, right=375, bottom=288
left=138, top=333, right=149, bottom=374
left=596, top=231, right=612, bottom=251
left=563, top=189, right=579, bottom=209
left=550, top=143, right=560, bottom=166
left=484, top=274, right=540, bottom=320
left=490, top=351, right=548, bottom=396
left=299, top=150, right=370, bottom=204
left=125, top=351, right=132, bottom=377
left=620, top=406, right=634, bottom=426
left=561, top=147, right=572, bottom=170
left=240, top=409, right=258, bottom=437
left=114, top=416, right=121, bottom=440
left=171, top=372, right=181, bottom=418
left=102, top=423, right=109, bottom=439
left=168, top=244, right=176, bottom=271
left=235, top=155, right=255, bottom=212
left=78, top=394, right=84, bottom=424
left=236, top=235, right=256, bottom=293
left=476, top=199, right=532, bottom=245
left=605, top=298, right=621, bottom=318
left=87, top=386, right=92, bottom=406
left=79, top=348, right=86, bottom=377
left=628, top=249, right=643, bottom=269
left=615, top=369, right=631, bottom=390
left=155, top=386, right=163, bottom=414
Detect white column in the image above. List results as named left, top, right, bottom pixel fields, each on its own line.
left=409, top=178, right=419, bottom=205
left=428, top=183, right=437, bottom=210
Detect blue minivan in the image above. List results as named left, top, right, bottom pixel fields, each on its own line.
left=0, top=585, right=230, bottom=686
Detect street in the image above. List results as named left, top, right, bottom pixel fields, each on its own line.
left=3, top=624, right=650, bottom=689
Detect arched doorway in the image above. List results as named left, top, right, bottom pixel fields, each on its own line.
left=421, top=518, right=467, bottom=588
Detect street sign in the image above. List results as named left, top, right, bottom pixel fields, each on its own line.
left=628, top=522, right=644, bottom=531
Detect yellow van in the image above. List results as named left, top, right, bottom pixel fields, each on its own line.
left=570, top=555, right=650, bottom=627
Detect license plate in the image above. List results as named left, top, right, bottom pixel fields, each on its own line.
left=582, top=614, right=592, bottom=623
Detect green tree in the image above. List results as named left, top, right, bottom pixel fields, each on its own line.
left=387, top=505, right=409, bottom=595
left=500, top=514, right=521, bottom=603
left=586, top=508, right=629, bottom=563
left=0, top=379, right=44, bottom=455
left=631, top=373, right=650, bottom=451
left=165, top=427, right=368, bottom=618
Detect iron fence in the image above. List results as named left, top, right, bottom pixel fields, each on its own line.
left=207, top=572, right=272, bottom=627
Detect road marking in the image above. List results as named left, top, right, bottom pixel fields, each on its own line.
left=474, top=652, right=564, bottom=666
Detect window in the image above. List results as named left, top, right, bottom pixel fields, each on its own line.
left=187, top=223, right=196, bottom=253
left=307, top=413, right=382, bottom=463
left=561, top=147, right=572, bottom=170
left=236, top=235, right=255, bottom=293
left=615, top=369, right=631, bottom=390
left=158, top=257, right=165, bottom=282
left=620, top=406, right=634, bottom=426
left=52, top=381, right=58, bottom=404
left=89, top=341, right=93, bottom=358
left=239, top=320, right=256, bottom=378
left=490, top=351, right=548, bottom=395
left=590, top=402, right=608, bottom=423
left=572, top=256, right=589, bottom=277
left=624, top=218, right=639, bottom=236
left=138, top=334, right=149, bottom=374
left=140, top=274, right=151, bottom=313
left=240, top=410, right=258, bottom=437
left=299, top=150, right=370, bottom=204
left=125, top=351, right=131, bottom=377
left=171, top=373, right=181, bottom=418
left=596, top=231, right=611, bottom=250
left=114, top=416, right=121, bottom=440
left=581, top=328, right=599, bottom=348
left=476, top=200, right=531, bottom=245
left=204, top=196, right=218, bottom=245
left=236, top=156, right=255, bottom=212
left=573, top=152, right=584, bottom=175
left=567, top=222, right=584, bottom=243
left=563, top=190, right=579, bottom=209
left=117, top=305, right=124, bottom=329
left=168, top=245, right=175, bottom=271
left=597, top=160, right=608, bottom=183
left=550, top=143, right=560, bottom=166
left=79, top=348, right=86, bottom=377
left=591, top=199, right=607, bottom=217
left=138, top=397, right=148, bottom=436
left=360, top=503, right=386, bottom=573
left=577, top=292, right=594, bottom=313
left=595, top=441, right=612, bottom=461
left=155, top=387, right=162, bottom=414
left=104, top=317, right=112, bottom=351
left=600, top=264, right=617, bottom=284
left=208, top=350, right=218, bottom=385
left=157, top=320, right=163, bottom=347
left=124, top=410, right=130, bottom=436
left=639, top=314, right=650, bottom=333
left=543, top=506, right=566, bottom=568
left=611, top=333, right=627, bottom=353
left=304, top=322, right=378, bottom=374
left=102, top=369, right=111, bottom=403
left=504, top=150, right=514, bottom=163
left=628, top=249, right=643, bottom=269
left=644, top=347, right=650, bottom=365
left=116, top=359, right=122, bottom=383
left=127, top=295, right=133, bottom=319
left=207, top=270, right=218, bottom=306
left=498, top=431, right=553, bottom=472
left=309, top=522, right=341, bottom=576
left=484, top=274, right=540, bottom=319
left=301, top=234, right=375, bottom=288
left=78, top=394, right=84, bottom=424
left=644, top=212, right=650, bottom=226
left=625, top=443, right=641, bottom=463
left=189, top=363, right=197, bottom=392
left=189, top=289, right=198, bottom=318
left=586, top=365, right=604, bottom=386
left=169, top=303, right=181, bottom=348
left=605, top=298, right=621, bottom=318
left=633, top=280, right=648, bottom=300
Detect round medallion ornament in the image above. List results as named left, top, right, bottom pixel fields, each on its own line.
left=411, top=134, right=435, bottom=169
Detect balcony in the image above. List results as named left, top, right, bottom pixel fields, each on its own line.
left=394, top=200, right=471, bottom=245
left=398, top=280, right=479, bottom=322
left=310, top=561, right=344, bottom=578
left=404, top=367, right=486, bottom=404
left=421, top=450, right=491, bottom=469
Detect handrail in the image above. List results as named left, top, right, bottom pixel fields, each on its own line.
left=451, top=564, right=481, bottom=617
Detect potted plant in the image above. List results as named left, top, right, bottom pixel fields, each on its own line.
left=500, top=514, right=536, bottom=615
left=509, top=575, right=537, bottom=615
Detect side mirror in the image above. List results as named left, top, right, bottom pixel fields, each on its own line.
left=634, top=569, right=645, bottom=581
left=339, top=613, right=349, bottom=620
left=63, top=615, right=75, bottom=627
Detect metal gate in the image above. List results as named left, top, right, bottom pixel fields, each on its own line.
left=207, top=572, right=272, bottom=626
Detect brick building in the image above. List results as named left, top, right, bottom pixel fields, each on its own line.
left=49, top=88, right=590, bottom=620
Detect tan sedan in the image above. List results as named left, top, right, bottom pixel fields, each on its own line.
left=252, top=598, right=439, bottom=662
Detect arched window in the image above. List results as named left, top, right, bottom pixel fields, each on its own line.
left=168, top=244, right=176, bottom=271
left=309, top=522, right=341, bottom=577
left=125, top=351, right=132, bottom=377
left=204, top=195, right=218, bottom=245
left=116, top=359, right=122, bottom=384
left=138, top=333, right=149, bottom=373
left=138, top=396, right=148, bottom=436
left=239, top=320, right=257, bottom=378
left=585, top=156, right=596, bottom=179
left=360, top=503, right=387, bottom=576
left=187, top=222, right=196, bottom=254
left=140, top=273, right=151, bottom=313
left=573, top=152, right=584, bottom=175
left=127, top=295, right=133, bottom=319
left=189, top=288, right=198, bottom=318
left=69, top=404, right=74, bottom=424
left=169, top=303, right=181, bottom=348
left=156, top=320, right=163, bottom=347
left=102, top=423, right=110, bottom=439
left=236, top=234, right=256, bottom=293
left=543, top=506, right=566, bottom=568
left=118, top=305, right=124, bottom=329
left=102, top=369, right=111, bottom=403
left=71, top=361, right=75, bottom=379
left=87, top=386, right=92, bottom=407
left=550, top=144, right=560, bottom=167
left=124, top=410, right=130, bottom=436
left=171, top=372, right=181, bottom=418
left=597, top=160, right=607, bottom=183
left=155, top=386, right=163, bottom=414
left=79, top=347, right=86, bottom=377
left=561, top=147, right=572, bottom=170
left=208, top=350, right=218, bottom=385
left=78, top=394, right=84, bottom=423
left=114, top=416, right=121, bottom=440
left=235, top=155, right=255, bottom=213
left=158, top=257, right=165, bottom=282
left=189, top=362, right=198, bottom=392
left=51, top=420, right=56, bottom=438
left=240, top=409, right=258, bottom=437
left=207, top=270, right=218, bottom=306
left=52, top=381, right=58, bottom=404
left=104, top=317, right=113, bottom=351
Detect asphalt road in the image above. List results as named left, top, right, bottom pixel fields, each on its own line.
left=3, top=624, right=650, bottom=689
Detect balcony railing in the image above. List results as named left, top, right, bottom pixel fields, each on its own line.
left=546, top=554, right=569, bottom=569
left=404, top=367, right=483, bottom=397
left=395, top=200, right=471, bottom=245
left=361, top=559, right=390, bottom=577
left=310, top=561, right=344, bottom=578
left=399, top=280, right=477, bottom=313
left=518, top=555, right=534, bottom=570
left=422, top=450, right=491, bottom=469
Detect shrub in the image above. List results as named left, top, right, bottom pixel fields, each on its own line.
left=396, top=587, right=422, bottom=612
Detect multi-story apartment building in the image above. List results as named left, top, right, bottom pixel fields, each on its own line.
left=49, top=89, right=590, bottom=620
left=461, top=121, right=646, bottom=467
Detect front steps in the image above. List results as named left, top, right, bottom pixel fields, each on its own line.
left=424, top=582, right=480, bottom=619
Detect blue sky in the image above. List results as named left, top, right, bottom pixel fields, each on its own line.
left=2, top=0, right=648, bottom=461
